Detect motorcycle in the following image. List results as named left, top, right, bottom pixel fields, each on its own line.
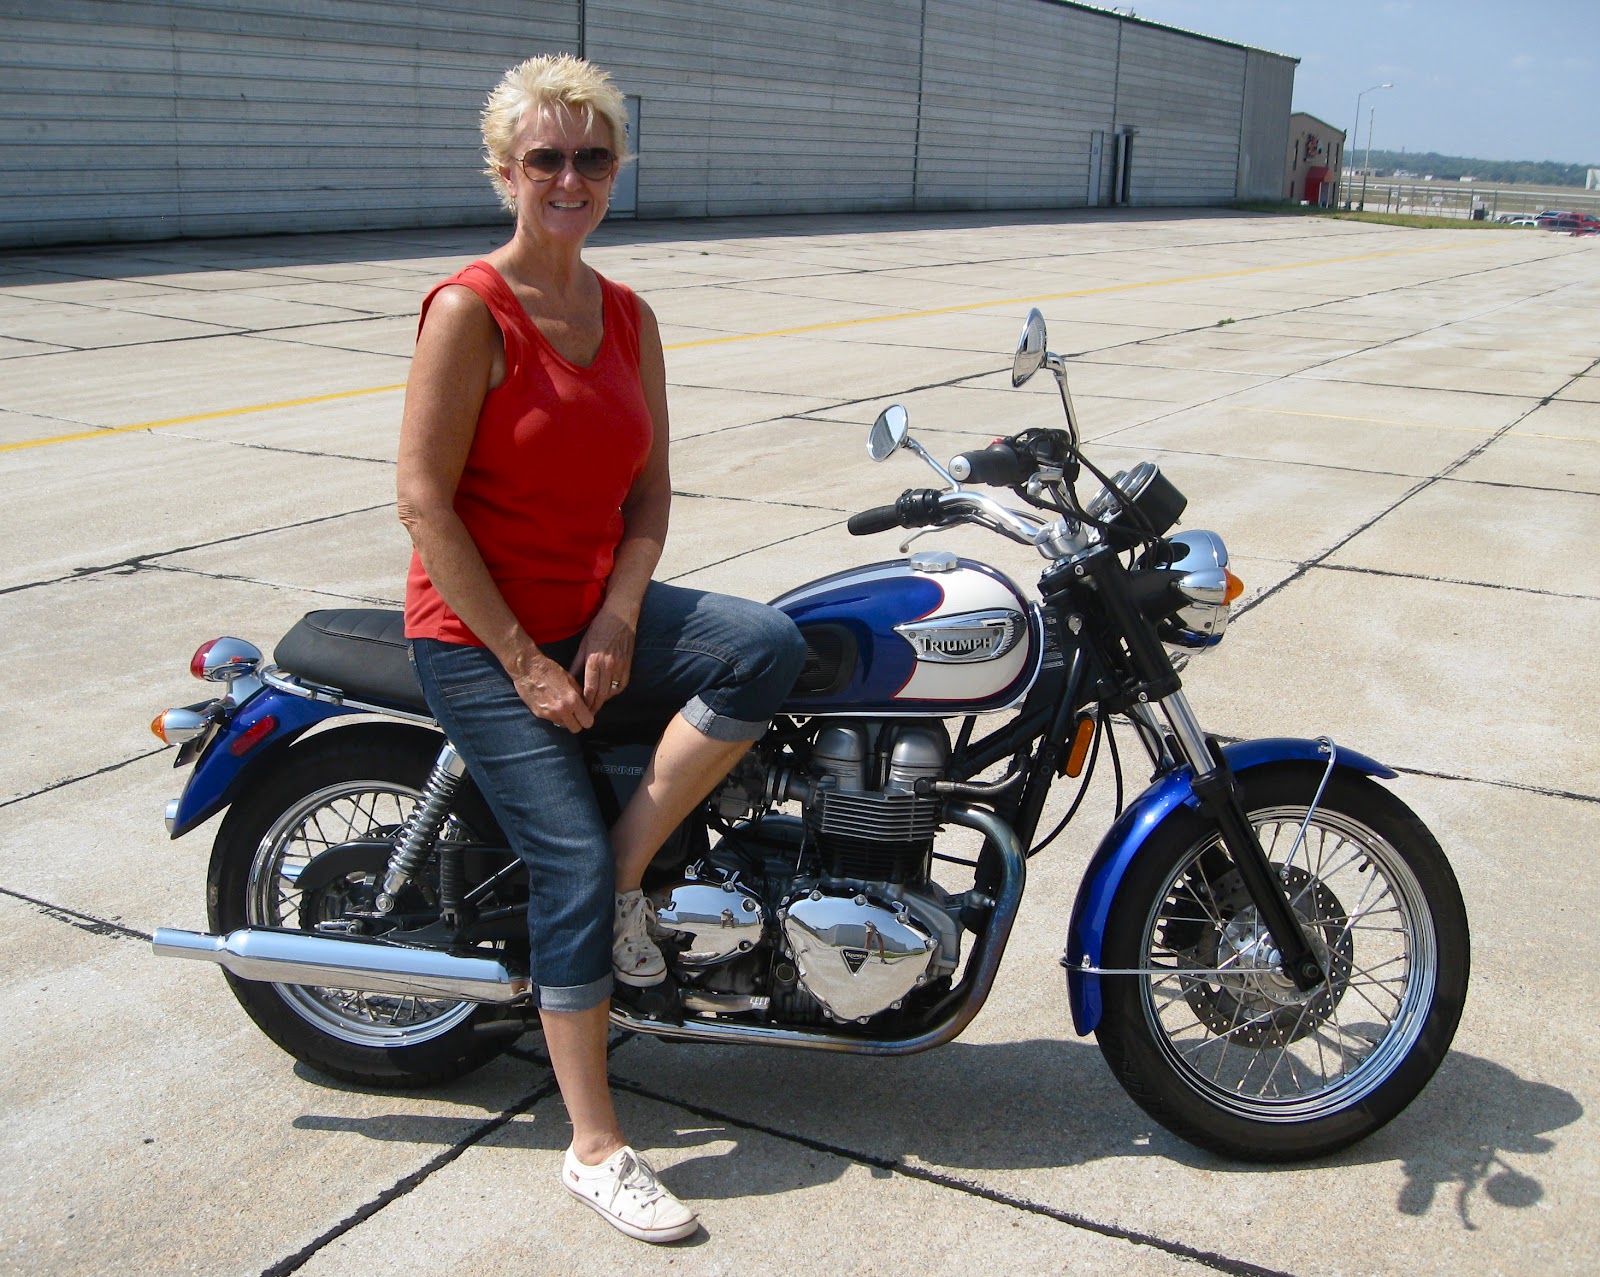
left=150, top=310, right=1469, bottom=1161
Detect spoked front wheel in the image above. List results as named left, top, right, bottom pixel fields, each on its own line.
left=1095, top=762, right=1469, bottom=1160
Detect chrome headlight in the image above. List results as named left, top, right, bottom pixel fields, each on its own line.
left=1158, top=530, right=1243, bottom=649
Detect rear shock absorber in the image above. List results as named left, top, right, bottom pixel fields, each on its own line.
left=375, top=743, right=468, bottom=914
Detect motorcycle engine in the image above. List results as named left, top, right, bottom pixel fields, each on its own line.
left=655, top=720, right=962, bottom=1025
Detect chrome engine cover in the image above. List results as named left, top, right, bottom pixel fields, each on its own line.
left=780, top=888, right=938, bottom=1022
left=654, top=867, right=764, bottom=966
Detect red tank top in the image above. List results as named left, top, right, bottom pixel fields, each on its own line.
left=404, top=261, right=652, bottom=646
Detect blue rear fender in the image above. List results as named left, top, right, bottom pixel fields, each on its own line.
left=1063, top=737, right=1396, bottom=1035
left=167, top=690, right=357, bottom=838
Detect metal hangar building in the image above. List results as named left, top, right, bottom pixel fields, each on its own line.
left=0, top=0, right=1297, bottom=247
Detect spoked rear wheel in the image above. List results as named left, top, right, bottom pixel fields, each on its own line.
left=208, top=726, right=516, bottom=1088
left=1095, top=763, right=1469, bottom=1160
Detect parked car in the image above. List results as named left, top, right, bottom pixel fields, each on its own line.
left=1537, top=212, right=1600, bottom=234
left=1505, top=216, right=1540, bottom=227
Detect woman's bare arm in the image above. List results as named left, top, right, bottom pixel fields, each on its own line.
left=397, top=284, right=595, bottom=732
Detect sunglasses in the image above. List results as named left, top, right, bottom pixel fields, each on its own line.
left=516, top=146, right=618, bottom=181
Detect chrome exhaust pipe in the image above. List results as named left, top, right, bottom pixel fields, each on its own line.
left=151, top=927, right=532, bottom=1004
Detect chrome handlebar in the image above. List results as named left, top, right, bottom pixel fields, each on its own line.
left=927, top=491, right=1098, bottom=561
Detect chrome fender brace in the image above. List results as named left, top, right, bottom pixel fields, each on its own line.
left=1063, top=736, right=1396, bottom=1035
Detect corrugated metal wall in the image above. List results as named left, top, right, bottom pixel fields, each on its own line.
left=587, top=0, right=925, bottom=219
left=0, top=0, right=579, bottom=246
left=1112, top=22, right=1247, bottom=206
left=1237, top=49, right=1297, bottom=201
left=914, top=0, right=1120, bottom=211
left=0, top=0, right=1295, bottom=247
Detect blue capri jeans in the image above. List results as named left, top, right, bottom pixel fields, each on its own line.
left=409, top=581, right=806, bottom=1014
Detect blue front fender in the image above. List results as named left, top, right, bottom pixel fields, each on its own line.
left=167, top=690, right=357, bottom=838
left=1063, top=737, right=1396, bottom=1035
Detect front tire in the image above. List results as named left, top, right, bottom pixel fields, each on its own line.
left=1095, top=762, right=1469, bottom=1160
left=207, top=725, right=515, bottom=1088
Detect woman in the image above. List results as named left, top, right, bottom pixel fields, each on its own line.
left=396, top=54, right=805, bottom=1244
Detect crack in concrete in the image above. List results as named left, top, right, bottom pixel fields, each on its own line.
left=1235, top=352, right=1600, bottom=622
left=0, top=885, right=149, bottom=942
left=258, top=1076, right=561, bottom=1277
left=1318, top=560, right=1600, bottom=604
left=143, top=560, right=401, bottom=606
left=605, top=1075, right=1296, bottom=1277
left=0, top=746, right=167, bottom=811
left=0, top=502, right=393, bottom=597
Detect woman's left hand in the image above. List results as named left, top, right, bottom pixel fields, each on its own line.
left=571, top=605, right=637, bottom=712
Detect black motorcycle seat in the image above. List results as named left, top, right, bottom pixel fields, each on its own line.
left=274, top=609, right=425, bottom=712
left=272, top=608, right=679, bottom=738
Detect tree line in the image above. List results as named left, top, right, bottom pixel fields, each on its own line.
left=1357, top=149, right=1593, bottom=188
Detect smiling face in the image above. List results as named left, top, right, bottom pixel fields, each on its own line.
left=501, top=104, right=617, bottom=250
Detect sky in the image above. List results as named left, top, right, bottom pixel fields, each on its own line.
left=1099, top=2, right=1598, bottom=166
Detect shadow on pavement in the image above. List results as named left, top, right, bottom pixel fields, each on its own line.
left=289, top=1037, right=1578, bottom=1230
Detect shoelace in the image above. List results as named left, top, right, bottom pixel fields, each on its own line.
left=610, top=1152, right=668, bottom=1207
left=617, top=895, right=657, bottom=951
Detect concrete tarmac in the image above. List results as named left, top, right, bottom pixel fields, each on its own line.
left=1, top=209, right=1596, bottom=1276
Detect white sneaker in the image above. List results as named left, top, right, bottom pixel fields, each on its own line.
left=562, top=1144, right=698, bottom=1243
left=614, top=889, right=666, bottom=987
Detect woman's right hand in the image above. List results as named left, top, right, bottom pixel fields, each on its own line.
left=509, top=648, right=595, bottom=733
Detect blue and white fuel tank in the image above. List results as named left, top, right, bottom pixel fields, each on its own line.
left=772, top=551, right=1042, bottom=715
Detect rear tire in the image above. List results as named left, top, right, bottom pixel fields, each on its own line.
left=1095, top=762, right=1469, bottom=1160
left=207, top=725, right=516, bottom=1088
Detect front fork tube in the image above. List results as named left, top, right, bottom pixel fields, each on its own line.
left=1158, top=691, right=1327, bottom=992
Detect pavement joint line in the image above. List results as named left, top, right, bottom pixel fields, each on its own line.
left=1229, top=349, right=1593, bottom=622
left=0, top=746, right=167, bottom=811
left=147, top=560, right=402, bottom=607
left=1205, top=733, right=1596, bottom=805
left=157, top=431, right=397, bottom=466
left=1316, top=561, right=1600, bottom=605
left=1231, top=405, right=1566, bottom=438
left=0, top=884, right=149, bottom=942
left=0, top=384, right=407, bottom=454
left=671, top=486, right=844, bottom=514
left=0, top=501, right=394, bottom=597
left=1385, top=766, right=1600, bottom=807
left=605, top=1076, right=1296, bottom=1277
left=1, top=240, right=1489, bottom=457
left=259, top=1076, right=562, bottom=1277
left=662, top=514, right=850, bottom=584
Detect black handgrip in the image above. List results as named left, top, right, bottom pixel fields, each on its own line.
left=950, top=442, right=1028, bottom=487
left=847, top=505, right=902, bottom=535
left=847, top=489, right=944, bottom=535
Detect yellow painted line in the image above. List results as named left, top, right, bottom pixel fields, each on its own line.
left=2, top=239, right=1479, bottom=455
left=660, top=242, right=1473, bottom=350
left=1235, top=404, right=1598, bottom=445
left=0, top=383, right=406, bottom=454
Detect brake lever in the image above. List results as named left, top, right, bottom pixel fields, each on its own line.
left=897, top=526, right=942, bottom=554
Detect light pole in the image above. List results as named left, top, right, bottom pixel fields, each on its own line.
left=1346, top=82, right=1392, bottom=208
left=1360, top=105, right=1379, bottom=210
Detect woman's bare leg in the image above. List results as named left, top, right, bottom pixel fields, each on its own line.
left=540, top=1002, right=624, bottom=1164
left=612, top=712, right=750, bottom=890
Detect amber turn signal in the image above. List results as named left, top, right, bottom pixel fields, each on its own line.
left=1224, top=569, right=1245, bottom=604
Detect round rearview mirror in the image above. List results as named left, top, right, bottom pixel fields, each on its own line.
left=868, top=404, right=909, bottom=462
left=1012, top=309, right=1047, bottom=387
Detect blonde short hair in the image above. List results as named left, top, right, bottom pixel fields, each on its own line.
left=481, top=54, right=629, bottom=212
